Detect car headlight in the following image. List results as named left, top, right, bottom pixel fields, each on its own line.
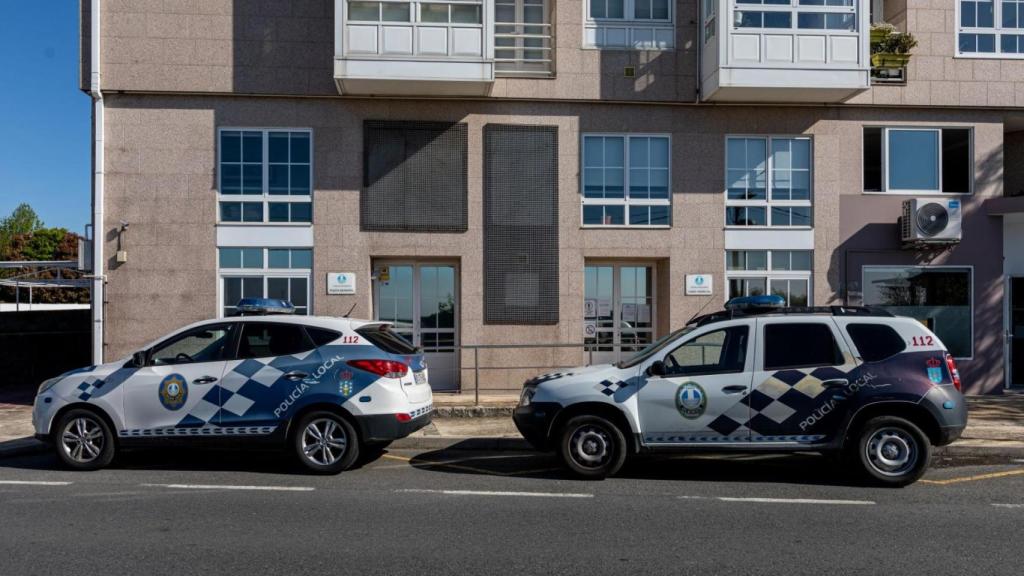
left=519, top=385, right=537, bottom=407
left=37, top=377, right=61, bottom=396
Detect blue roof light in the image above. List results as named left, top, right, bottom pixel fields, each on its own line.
left=236, top=298, right=295, bottom=315
left=725, top=295, right=786, bottom=311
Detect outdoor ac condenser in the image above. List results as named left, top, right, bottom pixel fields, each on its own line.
left=900, top=198, right=963, bottom=244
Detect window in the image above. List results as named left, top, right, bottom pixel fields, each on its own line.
left=589, top=0, right=669, bottom=19
left=584, top=0, right=675, bottom=49
left=348, top=1, right=411, bottom=21
left=862, top=267, right=973, bottom=358
left=306, top=327, right=342, bottom=347
left=356, top=324, right=419, bottom=354
left=955, top=0, right=1024, bottom=55
left=703, top=0, right=717, bottom=41
left=863, top=128, right=972, bottom=194
left=220, top=248, right=312, bottom=317
left=219, top=129, right=312, bottom=224
left=845, top=323, right=907, bottom=362
left=582, top=135, right=670, bottom=227
left=726, top=136, right=812, bottom=227
left=151, top=325, right=233, bottom=366
left=727, top=250, right=812, bottom=306
left=733, top=0, right=857, bottom=30
left=763, top=323, right=843, bottom=370
left=664, top=326, right=749, bottom=376
left=585, top=264, right=656, bottom=362
left=237, top=323, right=313, bottom=359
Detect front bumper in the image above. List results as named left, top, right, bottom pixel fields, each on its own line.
left=355, top=411, right=432, bottom=443
left=512, top=402, right=561, bottom=451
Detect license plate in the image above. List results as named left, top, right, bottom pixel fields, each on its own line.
left=413, top=370, right=427, bottom=385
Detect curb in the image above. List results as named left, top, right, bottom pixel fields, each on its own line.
left=433, top=406, right=515, bottom=418
left=935, top=444, right=1024, bottom=459
left=0, top=437, right=47, bottom=459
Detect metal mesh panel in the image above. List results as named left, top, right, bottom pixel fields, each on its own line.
left=362, top=121, right=468, bottom=232
left=483, top=124, right=559, bottom=325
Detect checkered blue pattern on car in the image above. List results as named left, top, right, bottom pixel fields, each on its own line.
left=644, top=433, right=827, bottom=444
left=119, top=426, right=277, bottom=437
left=74, top=367, right=139, bottom=402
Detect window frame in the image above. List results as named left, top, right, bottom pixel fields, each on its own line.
left=663, top=324, right=750, bottom=376
left=580, top=133, right=672, bottom=228
left=147, top=323, right=236, bottom=366
left=234, top=321, right=318, bottom=360
left=586, top=0, right=673, bottom=22
left=724, top=135, right=814, bottom=229
left=862, top=126, right=975, bottom=196
left=730, top=0, right=859, bottom=32
left=762, top=321, right=845, bottom=371
left=218, top=247, right=313, bottom=318
left=956, top=0, right=1024, bottom=58
left=725, top=250, right=813, bottom=306
left=216, top=127, right=314, bottom=225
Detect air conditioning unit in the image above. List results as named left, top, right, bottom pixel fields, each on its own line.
left=900, top=198, right=962, bottom=244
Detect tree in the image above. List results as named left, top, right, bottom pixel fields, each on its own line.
left=0, top=203, right=44, bottom=259
left=0, top=226, right=89, bottom=305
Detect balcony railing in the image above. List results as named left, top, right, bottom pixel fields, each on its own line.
left=494, top=21, right=553, bottom=76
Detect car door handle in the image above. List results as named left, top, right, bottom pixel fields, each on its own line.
left=284, top=371, right=309, bottom=381
left=193, top=376, right=218, bottom=385
left=722, top=385, right=748, bottom=394
left=821, top=379, right=849, bottom=389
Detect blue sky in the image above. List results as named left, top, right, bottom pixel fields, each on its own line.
left=0, top=2, right=90, bottom=231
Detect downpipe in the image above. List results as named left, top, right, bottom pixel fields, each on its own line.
left=89, top=0, right=104, bottom=365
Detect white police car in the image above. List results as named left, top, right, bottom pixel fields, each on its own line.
left=514, top=296, right=967, bottom=486
left=33, top=299, right=433, bottom=473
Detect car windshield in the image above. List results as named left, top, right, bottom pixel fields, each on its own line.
left=616, top=326, right=695, bottom=369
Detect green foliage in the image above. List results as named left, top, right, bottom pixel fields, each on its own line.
left=870, top=23, right=918, bottom=55
left=0, top=204, right=89, bottom=304
left=0, top=203, right=44, bottom=257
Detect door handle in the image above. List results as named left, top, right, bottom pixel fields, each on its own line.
left=722, top=385, right=747, bottom=394
left=284, top=371, right=309, bottom=381
left=821, top=379, right=849, bottom=389
left=193, top=376, right=218, bottom=385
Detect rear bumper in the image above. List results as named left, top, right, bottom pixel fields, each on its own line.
left=512, top=402, right=561, bottom=451
left=922, top=385, right=968, bottom=446
left=354, top=411, right=432, bottom=443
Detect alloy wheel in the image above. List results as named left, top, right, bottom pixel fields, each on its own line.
left=301, top=418, right=349, bottom=466
left=60, top=416, right=105, bottom=464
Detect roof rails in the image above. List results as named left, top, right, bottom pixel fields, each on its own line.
left=235, top=298, right=295, bottom=316
left=690, top=305, right=893, bottom=327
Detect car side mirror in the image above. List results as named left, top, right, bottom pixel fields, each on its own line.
left=647, top=360, right=666, bottom=377
left=131, top=351, right=148, bottom=368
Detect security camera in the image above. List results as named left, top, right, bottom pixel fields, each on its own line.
left=119, top=220, right=130, bottom=230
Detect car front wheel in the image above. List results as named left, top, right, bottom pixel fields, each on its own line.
left=558, top=415, right=627, bottom=480
left=54, top=409, right=115, bottom=471
left=850, top=416, right=931, bottom=487
left=293, top=411, right=360, bottom=474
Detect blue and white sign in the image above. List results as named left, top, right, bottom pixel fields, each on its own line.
left=685, top=274, right=713, bottom=296
left=327, top=272, right=357, bottom=295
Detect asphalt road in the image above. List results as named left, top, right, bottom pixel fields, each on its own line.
left=1, top=447, right=1023, bottom=576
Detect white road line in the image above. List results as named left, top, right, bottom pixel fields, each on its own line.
left=141, top=483, right=314, bottom=492
left=397, top=489, right=593, bottom=499
left=0, top=480, right=72, bottom=486
left=992, top=503, right=1024, bottom=509
left=716, top=497, right=876, bottom=506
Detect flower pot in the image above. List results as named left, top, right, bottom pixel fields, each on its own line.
left=870, top=28, right=890, bottom=44
left=871, top=52, right=911, bottom=68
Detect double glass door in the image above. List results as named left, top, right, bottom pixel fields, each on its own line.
left=584, top=264, right=656, bottom=365
left=374, top=262, right=459, bottom=391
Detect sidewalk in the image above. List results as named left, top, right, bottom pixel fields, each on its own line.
left=2, top=392, right=1023, bottom=456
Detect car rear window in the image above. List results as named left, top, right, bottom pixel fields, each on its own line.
left=845, top=323, right=907, bottom=363
left=306, top=327, right=341, bottom=347
left=764, top=323, right=844, bottom=370
left=356, top=324, right=418, bottom=355
left=237, top=323, right=313, bottom=359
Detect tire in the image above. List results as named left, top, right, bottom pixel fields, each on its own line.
left=292, top=411, right=360, bottom=474
left=557, top=415, right=628, bottom=480
left=849, top=416, right=932, bottom=487
left=53, top=408, right=116, bottom=471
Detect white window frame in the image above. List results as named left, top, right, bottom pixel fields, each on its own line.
left=730, top=0, right=858, bottom=33
left=586, top=0, right=672, bottom=22
left=582, top=0, right=675, bottom=50
left=860, top=265, right=974, bottom=360
left=581, top=133, right=672, bottom=229
left=217, top=247, right=313, bottom=318
left=216, top=127, right=314, bottom=226
left=863, top=126, right=975, bottom=196
left=725, top=135, right=813, bottom=229
left=725, top=250, right=813, bottom=306
left=956, top=0, right=1024, bottom=58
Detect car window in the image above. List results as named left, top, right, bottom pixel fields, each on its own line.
left=664, top=326, right=749, bottom=376
left=237, top=323, right=313, bottom=359
left=306, top=327, right=342, bottom=347
left=152, top=325, right=232, bottom=366
left=356, top=324, right=418, bottom=354
left=618, top=326, right=696, bottom=369
left=846, top=323, right=907, bottom=363
left=763, top=323, right=844, bottom=370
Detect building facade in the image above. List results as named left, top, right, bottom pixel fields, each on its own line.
left=83, top=0, right=1024, bottom=394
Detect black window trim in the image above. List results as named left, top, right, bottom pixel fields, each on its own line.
left=761, top=320, right=845, bottom=371
left=663, top=325, right=750, bottom=377
left=233, top=320, right=318, bottom=360
left=861, top=126, right=974, bottom=196
left=844, top=322, right=908, bottom=364
left=146, top=322, right=238, bottom=366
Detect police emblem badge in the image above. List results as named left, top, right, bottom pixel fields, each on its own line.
left=675, top=381, right=707, bottom=419
left=159, top=374, right=188, bottom=410
left=926, top=358, right=944, bottom=384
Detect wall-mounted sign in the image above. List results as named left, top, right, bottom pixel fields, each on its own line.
left=584, top=299, right=597, bottom=318
left=686, top=274, right=713, bottom=296
left=327, top=272, right=356, bottom=295
left=583, top=321, right=597, bottom=339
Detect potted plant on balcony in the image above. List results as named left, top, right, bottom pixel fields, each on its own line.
left=870, top=22, right=918, bottom=69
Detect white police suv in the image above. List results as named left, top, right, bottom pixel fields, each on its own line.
left=33, top=299, right=433, bottom=473
left=514, top=296, right=967, bottom=486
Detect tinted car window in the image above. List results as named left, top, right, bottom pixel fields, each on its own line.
left=237, top=323, right=312, bottom=359
left=846, top=323, right=907, bottom=363
left=357, top=324, right=418, bottom=354
left=764, top=323, right=844, bottom=370
left=306, top=327, right=341, bottom=347
left=665, top=326, right=748, bottom=376
left=152, top=325, right=232, bottom=365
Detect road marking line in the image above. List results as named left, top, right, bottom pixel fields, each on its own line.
left=141, top=483, right=314, bottom=492
left=716, top=497, right=875, bottom=505
left=0, top=480, right=72, bottom=486
left=992, top=503, right=1024, bottom=509
left=919, top=468, right=1024, bottom=486
left=382, top=454, right=412, bottom=462
left=397, top=488, right=593, bottom=499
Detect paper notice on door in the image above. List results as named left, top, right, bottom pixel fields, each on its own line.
left=584, top=299, right=597, bottom=318
left=598, top=300, right=612, bottom=317
left=622, top=303, right=637, bottom=323
left=638, top=304, right=651, bottom=324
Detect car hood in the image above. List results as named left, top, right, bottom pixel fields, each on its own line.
left=526, top=363, right=636, bottom=392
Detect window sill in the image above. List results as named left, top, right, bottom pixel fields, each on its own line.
left=723, top=226, right=814, bottom=230
left=861, top=191, right=971, bottom=196
left=581, top=225, right=672, bottom=230
left=216, top=222, right=314, bottom=227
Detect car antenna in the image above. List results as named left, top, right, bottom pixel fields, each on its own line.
left=343, top=302, right=357, bottom=318
left=686, top=295, right=718, bottom=325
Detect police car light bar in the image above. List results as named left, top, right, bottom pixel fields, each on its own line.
left=236, top=298, right=296, bottom=315
left=724, top=295, right=786, bottom=311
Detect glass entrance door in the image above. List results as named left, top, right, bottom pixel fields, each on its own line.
left=1011, top=278, right=1024, bottom=388
left=374, top=262, right=459, bottom=391
left=584, top=264, right=656, bottom=365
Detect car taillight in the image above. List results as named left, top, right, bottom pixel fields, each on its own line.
left=395, top=413, right=412, bottom=423
left=348, top=359, right=408, bottom=379
left=945, top=353, right=962, bottom=392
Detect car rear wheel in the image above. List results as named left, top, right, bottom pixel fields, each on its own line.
left=53, top=409, right=115, bottom=471
left=557, top=415, right=627, bottom=480
left=293, top=411, right=360, bottom=474
left=850, top=416, right=931, bottom=487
